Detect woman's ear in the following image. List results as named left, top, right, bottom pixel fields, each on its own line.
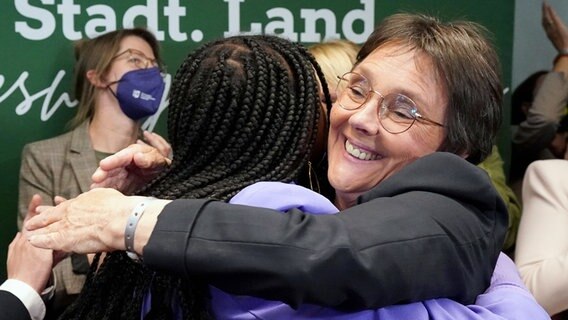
left=86, top=70, right=106, bottom=88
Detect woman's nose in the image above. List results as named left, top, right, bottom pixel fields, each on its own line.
left=348, top=97, right=382, bottom=136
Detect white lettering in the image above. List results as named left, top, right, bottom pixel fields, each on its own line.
left=15, top=0, right=189, bottom=42
left=84, top=5, right=116, bottom=38
left=223, top=0, right=374, bottom=44
left=342, top=0, right=374, bottom=43
left=123, top=0, right=165, bottom=41
left=0, top=71, right=77, bottom=121
left=57, top=0, right=81, bottom=40
left=143, top=73, right=171, bottom=132
left=300, top=8, right=340, bottom=42
left=15, top=0, right=56, bottom=41
left=164, top=0, right=187, bottom=41
left=265, top=8, right=297, bottom=41
left=224, top=0, right=245, bottom=37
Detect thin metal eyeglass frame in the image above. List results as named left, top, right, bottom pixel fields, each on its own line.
left=112, top=48, right=159, bottom=70
left=335, top=72, right=445, bottom=134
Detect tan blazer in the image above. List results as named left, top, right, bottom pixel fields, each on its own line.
left=17, top=121, right=97, bottom=311
left=515, top=159, right=568, bottom=316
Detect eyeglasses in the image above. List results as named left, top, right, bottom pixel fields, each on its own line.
left=336, top=72, right=445, bottom=134
left=113, top=48, right=160, bottom=70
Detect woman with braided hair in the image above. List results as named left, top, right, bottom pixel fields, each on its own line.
left=53, top=35, right=332, bottom=319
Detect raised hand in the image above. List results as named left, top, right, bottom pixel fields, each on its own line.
left=542, top=1, right=568, bottom=52
left=91, top=143, right=171, bottom=194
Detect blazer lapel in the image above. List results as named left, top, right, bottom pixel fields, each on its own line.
left=68, top=121, right=97, bottom=193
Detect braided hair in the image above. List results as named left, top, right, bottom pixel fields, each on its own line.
left=59, top=35, right=332, bottom=320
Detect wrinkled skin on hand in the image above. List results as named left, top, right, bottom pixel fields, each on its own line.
left=25, top=188, right=140, bottom=254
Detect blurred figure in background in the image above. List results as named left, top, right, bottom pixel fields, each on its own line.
left=509, top=1, right=568, bottom=205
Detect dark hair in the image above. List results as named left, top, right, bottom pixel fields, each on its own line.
left=511, top=70, right=548, bottom=125
left=59, top=35, right=331, bottom=320
left=358, top=13, right=502, bottom=164
left=70, top=28, right=163, bottom=128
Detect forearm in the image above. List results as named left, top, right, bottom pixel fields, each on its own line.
left=144, top=197, right=503, bottom=309
left=513, top=72, right=568, bottom=149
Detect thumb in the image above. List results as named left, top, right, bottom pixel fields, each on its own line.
left=25, top=194, right=43, bottom=223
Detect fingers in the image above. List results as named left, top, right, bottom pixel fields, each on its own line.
left=141, top=131, right=172, bottom=159
left=27, top=231, right=65, bottom=251
left=24, top=194, right=43, bottom=224
left=26, top=216, right=71, bottom=250
left=91, top=166, right=109, bottom=184
left=133, top=149, right=171, bottom=170
left=91, top=167, right=129, bottom=190
left=543, top=3, right=554, bottom=29
left=97, top=144, right=146, bottom=171
left=25, top=203, right=65, bottom=231
left=54, top=196, right=67, bottom=205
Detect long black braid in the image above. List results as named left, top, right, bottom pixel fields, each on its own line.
left=58, top=35, right=332, bottom=320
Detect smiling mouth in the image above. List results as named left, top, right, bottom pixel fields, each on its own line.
left=345, top=140, right=380, bottom=161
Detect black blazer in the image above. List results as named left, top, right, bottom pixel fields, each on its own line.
left=0, top=290, right=31, bottom=320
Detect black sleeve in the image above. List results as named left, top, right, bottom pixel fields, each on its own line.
left=143, top=152, right=507, bottom=310
left=0, top=291, right=32, bottom=320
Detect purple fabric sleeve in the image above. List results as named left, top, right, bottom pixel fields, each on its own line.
left=209, top=182, right=549, bottom=320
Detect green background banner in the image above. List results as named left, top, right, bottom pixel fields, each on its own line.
left=0, top=0, right=514, bottom=279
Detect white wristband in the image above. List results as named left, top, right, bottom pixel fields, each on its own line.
left=124, top=198, right=154, bottom=260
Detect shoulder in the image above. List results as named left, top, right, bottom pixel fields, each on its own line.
left=23, top=130, right=74, bottom=154
left=22, top=123, right=88, bottom=156
left=524, top=159, right=568, bottom=195
left=364, top=152, right=491, bottom=199
left=526, top=159, right=568, bottom=180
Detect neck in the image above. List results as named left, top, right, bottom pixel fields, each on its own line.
left=333, top=192, right=358, bottom=211
left=89, top=92, right=141, bottom=153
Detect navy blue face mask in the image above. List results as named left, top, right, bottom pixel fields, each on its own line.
left=107, top=67, right=165, bottom=120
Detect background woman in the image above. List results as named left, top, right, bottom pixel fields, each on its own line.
left=17, top=28, right=170, bottom=317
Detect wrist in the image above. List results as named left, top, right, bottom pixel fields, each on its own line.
left=117, top=197, right=170, bottom=260
left=554, top=48, right=568, bottom=65
left=124, top=197, right=156, bottom=260
left=107, top=196, right=145, bottom=251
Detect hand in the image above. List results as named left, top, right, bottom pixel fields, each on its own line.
left=7, top=233, right=53, bottom=293
left=10, top=194, right=55, bottom=294
left=91, top=143, right=171, bottom=194
left=25, top=188, right=139, bottom=254
left=542, top=1, right=568, bottom=52
left=139, top=131, right=172, bottom=159
left=25, top=195, right=68, bottom=264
